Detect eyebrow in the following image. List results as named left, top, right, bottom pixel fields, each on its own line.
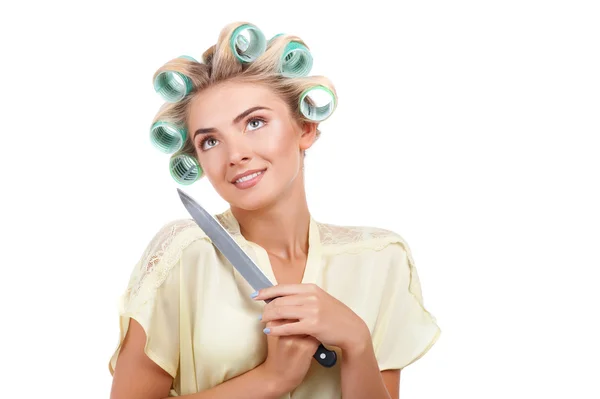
left=193, top=106, right=271, bottom=140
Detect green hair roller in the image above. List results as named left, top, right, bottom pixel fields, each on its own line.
left=299, top=85, right=336, bottom=122
left=153, top=55, right=197, bottom=103
left=230, top=24, right=267, bottom=63
left=169, top=153, right=203, bottom=185
left=280, top=41, right=313, bottom=78
left=149, top=121, right=187, bottom=154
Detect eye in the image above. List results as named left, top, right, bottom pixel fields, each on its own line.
left=200, top=136, right=219, bottom=151
left=246, top=118, right=265, bottom=131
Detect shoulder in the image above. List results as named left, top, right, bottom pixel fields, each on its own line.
left=316, top=220, right=413, bottom=259
left=140, top=218, right=210, bottom=264
left=316, top=221, right=420, bottom=297
left=121, top=218, right=212, bottom=305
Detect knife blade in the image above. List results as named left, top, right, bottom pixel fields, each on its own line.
left=177, top=188, right=337, bottom=368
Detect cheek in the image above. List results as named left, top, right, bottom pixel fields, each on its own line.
left=197, top=151, right=225, bottom=181
left=259, top=120, right=298, bottom=157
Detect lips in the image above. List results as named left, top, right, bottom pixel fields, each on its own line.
left=230, top=169, right=266, bottom=184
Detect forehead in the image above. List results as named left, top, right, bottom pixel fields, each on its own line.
left=188, top=81, right=286, bottom=128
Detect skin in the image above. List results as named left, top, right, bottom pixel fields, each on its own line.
left=110, top=80, right=401, bottom=399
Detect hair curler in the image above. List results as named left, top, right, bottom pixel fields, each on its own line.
left=299, top=85, right=336, bottom=121
left=153, top=55, right=197, bottom=103
left=280, top=41, right=313, bottom=77
left=169, top=153, right=203, bottom=185
left=230, top=24, right=267, bottom=63
left=149, top=121, right=187, bottom=154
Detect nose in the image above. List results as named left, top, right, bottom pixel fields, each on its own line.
left=227, top=136, right=253, bottom=166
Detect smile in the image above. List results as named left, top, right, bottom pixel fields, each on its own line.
left=235, top=170, right=263, bottom=183
left=232, top=169, right=267, bottom=189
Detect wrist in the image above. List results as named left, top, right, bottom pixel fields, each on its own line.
left=255, top=363, right=292, bottom=397
left=340, top=320, right=372, bottom=356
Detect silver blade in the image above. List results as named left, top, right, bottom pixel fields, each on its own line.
left=176, top=188, right=274, bottom=292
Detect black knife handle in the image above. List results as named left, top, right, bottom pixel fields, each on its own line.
left=264, top=296, right=337, bottom=368
left=314, top=344, right=337, bottom=367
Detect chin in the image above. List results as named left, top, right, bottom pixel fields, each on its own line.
left=221, top=186, right=280, bottom=212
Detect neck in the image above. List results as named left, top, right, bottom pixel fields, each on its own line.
left=230, top=173, right=310, bottom=262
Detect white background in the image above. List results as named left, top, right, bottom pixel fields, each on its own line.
left=1, top=0, right=599, bottom=398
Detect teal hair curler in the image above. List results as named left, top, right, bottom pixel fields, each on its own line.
left=150, top=121, right=187, bottom=154
left=299, top=86, right=336, bottom=121
left=280, top=41, right=313, bottom=78
left=153, top=55, right=197, bottom=103
left=230, top=24, right=267, bottom=63
left=169, top=153, right=203, bottom=185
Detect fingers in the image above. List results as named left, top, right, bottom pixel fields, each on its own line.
left=264, top=293, right=315, bottom=308
left=257, top=289, right=318, bottom=324
left=265, top=319, right=298, bottom=328
left=261, top=305, right=313, bottom=324
left=252, top=283, right=320, bottom=301
left=263, top=319, right=315, bottom=337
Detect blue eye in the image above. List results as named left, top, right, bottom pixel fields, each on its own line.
left=200, top=137, right=219, bottom=151
left=247, top=118, right=265, bottom=131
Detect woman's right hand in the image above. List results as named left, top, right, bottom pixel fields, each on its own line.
left=259, top=319, right=320, bottom=394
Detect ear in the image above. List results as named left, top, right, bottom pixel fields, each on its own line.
left=298, top=121, right=318, bottom=151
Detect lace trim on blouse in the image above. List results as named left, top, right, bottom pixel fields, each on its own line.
left=120, top=219, right=206, bottom=311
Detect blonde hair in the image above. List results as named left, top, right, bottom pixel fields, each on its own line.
left=149, top=22, right=337, bottom=182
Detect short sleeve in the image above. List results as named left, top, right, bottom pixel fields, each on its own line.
left=108, top=219, right=199, bottom=379
left=372, top=240, right=441, bottom=371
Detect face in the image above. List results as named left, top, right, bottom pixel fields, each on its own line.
left=187, top=80, right=317, bottom=211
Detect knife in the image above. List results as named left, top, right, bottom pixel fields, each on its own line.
left=177, top=188, right=337, bottom=368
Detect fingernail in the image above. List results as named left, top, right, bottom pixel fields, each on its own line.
left=250, top=291, right=258, bottom=299
left=258, top=314, right=262, bottom=321
left=263, top=328, right=270, bottom=334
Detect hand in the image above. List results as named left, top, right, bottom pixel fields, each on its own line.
left=259, top=318, right=321, bottom=394
left=255, top=283, right=370, bottom=352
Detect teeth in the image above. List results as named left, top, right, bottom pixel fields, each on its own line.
left=235, top=171, right=263, bottom=183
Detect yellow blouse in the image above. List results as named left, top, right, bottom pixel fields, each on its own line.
left=108, top=209, right=440, bottom=398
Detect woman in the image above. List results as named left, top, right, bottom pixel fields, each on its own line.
left=108, top=21, right=440, bottom=399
